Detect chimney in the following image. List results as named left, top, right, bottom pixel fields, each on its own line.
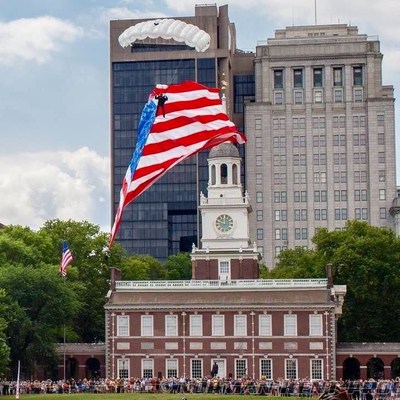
left=326, top=263, right=333, bottom=289
left=110, top=267, right=121, bottom=291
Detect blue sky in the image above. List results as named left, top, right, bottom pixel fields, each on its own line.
left=0, top=0, right=399, bottom=233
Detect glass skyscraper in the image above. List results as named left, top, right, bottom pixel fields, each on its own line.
left=110, top=5, right=254, bottom=261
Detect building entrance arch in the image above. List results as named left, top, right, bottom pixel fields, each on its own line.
left=343, top=357, right=360, bottom=380
left=86, top=357, right=101, bottom=379
left=367, top=357, right=384, bottom=380
left=391, top=358, right=400, bottom=379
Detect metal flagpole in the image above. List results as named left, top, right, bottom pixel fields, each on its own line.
left=15, top=360, right=20, bottom=400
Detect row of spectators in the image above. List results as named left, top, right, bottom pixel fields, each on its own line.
left=0, top=377, right=399, bottom=397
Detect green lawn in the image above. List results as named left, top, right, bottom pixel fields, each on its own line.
left=16, top=395, right=291, bottom=400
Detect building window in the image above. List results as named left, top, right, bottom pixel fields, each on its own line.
left=256, top=192, right=263, bottom=203
left=234, top=314, right=247, bottom=336
left=380, top=207, right=387, bottom=219
left=293, top=69, right=303, bottom=87
left=142, top=359, right=154, bottom=379
left=190, top=314, right=203, bottom=336
left=378, top=152, right=385, bottom=163
left=378, top=133, right=385, bottom=146
left=259, top=314, right=272, bottom=336
left=274, top=69, right=284, bottom=88
left=354, top=88, right=363, bottom=102
left=334, top=89, right=343, bottom=103
left=256, top=155, right=262, bottom=166
left=256, top=173, right=263, bottom=185
left=118, top=358, right=129, bottom=379
left=353, top=66, right=363, bottom=86
left=117, top=315, right=129, bottom=337
left=274, top=91, right=283, bottom=105
left=257, top=228, right=264, bottom=240
left=311, top=359, right=323, bottom=380
left=377, top=114, right=385, bottom=127
left=255, top=118, right=262, bottom=130
left=236, top=359, right=248, bottom=379
left=212, top=315, right=225, bottom=336
left=261, top=359, right=273, bottom=380
left=141, top=315, right=153, bottom=336
left=285, top=359, right=298, bottom=380
left=257, top=210, right=263, bottom=221
left=165, top=315, right=178, bottom=336
left=166, top=359, right=178, bottom=378
left=284, top=314, right=297, bottom=336
left=314, top=90, right=323, bottom=103
left=379, top=189, right=386, bottom=200
left=256, top=137, right=262, bottom=148
left=333, top=67, right=343, bottom=87
left=313, top=68, right=323, bottom=87
left=191, top=359, right=203, bottom=379
left=294, top=90, right=303, bottom=104
left=309, top=314, right=323, bottom=336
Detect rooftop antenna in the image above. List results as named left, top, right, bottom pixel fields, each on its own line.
left=314, top=0, right=317, bottom=25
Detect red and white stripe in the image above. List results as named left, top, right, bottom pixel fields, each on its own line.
left=110, top=81, right=246, bottom=246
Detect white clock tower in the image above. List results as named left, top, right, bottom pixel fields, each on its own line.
left=191, top=142, right=260, bottom=281
left=200, top=142, right=252, bottom=249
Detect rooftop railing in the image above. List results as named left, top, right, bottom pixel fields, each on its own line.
left=115, top=278, right=327, bottom=290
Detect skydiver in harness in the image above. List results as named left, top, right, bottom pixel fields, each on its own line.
left=155, top=93, right=168, bottom=117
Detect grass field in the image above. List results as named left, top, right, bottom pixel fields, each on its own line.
left=15, top=395, right=289, bottom=400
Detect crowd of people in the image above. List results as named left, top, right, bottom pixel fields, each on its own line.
left=0, top=377, right=399, bottom=397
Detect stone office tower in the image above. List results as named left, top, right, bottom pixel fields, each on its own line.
left=245, top=25, right=396, bottom=267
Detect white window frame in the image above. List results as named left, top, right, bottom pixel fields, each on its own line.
left=142, top=358, right=154, bottom=379
left=166, top=358, right=178, bottom=378
left=117, top=358, right=129, bottom=379
left=212, top=314, right=225, bottom=336
left=235, top=358, right=248, bottom=379
left=117, top=315, right=129, bottom=337
left=260, top=358, right=273, bottom=379
left=190, top=314, right=203, bottom=336
left=165, top=314, right=178, bottom=337
left=191, top=358, right=203, bottom=379
left=309, top=314, right=323, bottom=336
left=259, top=314, right=272, bottom=336
left=284, top=314, right=297, bottom=336
left=141, top=315, right=153, bottom=336
left=310, top=358, right=323, bottom=380
left=234, top=314, right=247, bottom=336
left=285, top=358, right=298, bottom=380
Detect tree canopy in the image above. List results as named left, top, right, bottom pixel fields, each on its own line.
left=0, top=220, right=192, bottom=378
left=268, top=221, right=400, bottom=342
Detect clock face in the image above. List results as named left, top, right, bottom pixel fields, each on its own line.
left=215, top=214, right=234, bottom=233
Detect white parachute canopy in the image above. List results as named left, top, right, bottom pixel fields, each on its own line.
left=118, top=18, right=211, bottom=52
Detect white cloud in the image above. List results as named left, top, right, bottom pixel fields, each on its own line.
left=0, top=16, right=82, bottom=66
left=0, top=147, right=110, bottom=232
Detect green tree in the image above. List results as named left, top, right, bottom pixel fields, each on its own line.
left=0, top=265, right=81, bottom=378
left=120, top=254, right=166, bottom=280
left=274, top=220, right=400, bottom=342
left=0, top=289, right=10, bottom=377
left=39, top=219, right=124, bottom=342
left=164, top=252, right=192, bottom=280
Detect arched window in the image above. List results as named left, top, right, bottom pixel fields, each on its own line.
left=211, top=165, right=216, bottom=185
left=221, top=164, right=228, bottom=184
left=232, top=164, right=238, bottom=184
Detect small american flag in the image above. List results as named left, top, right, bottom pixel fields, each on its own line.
left=59, top=240, right=73, bottom=277
left=109, top=81, right=246, bottom=246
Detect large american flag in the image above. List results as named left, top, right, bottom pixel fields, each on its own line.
left=59, top=240, right=73, bottom=277
left=109, top=81, right=246, bottom=246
